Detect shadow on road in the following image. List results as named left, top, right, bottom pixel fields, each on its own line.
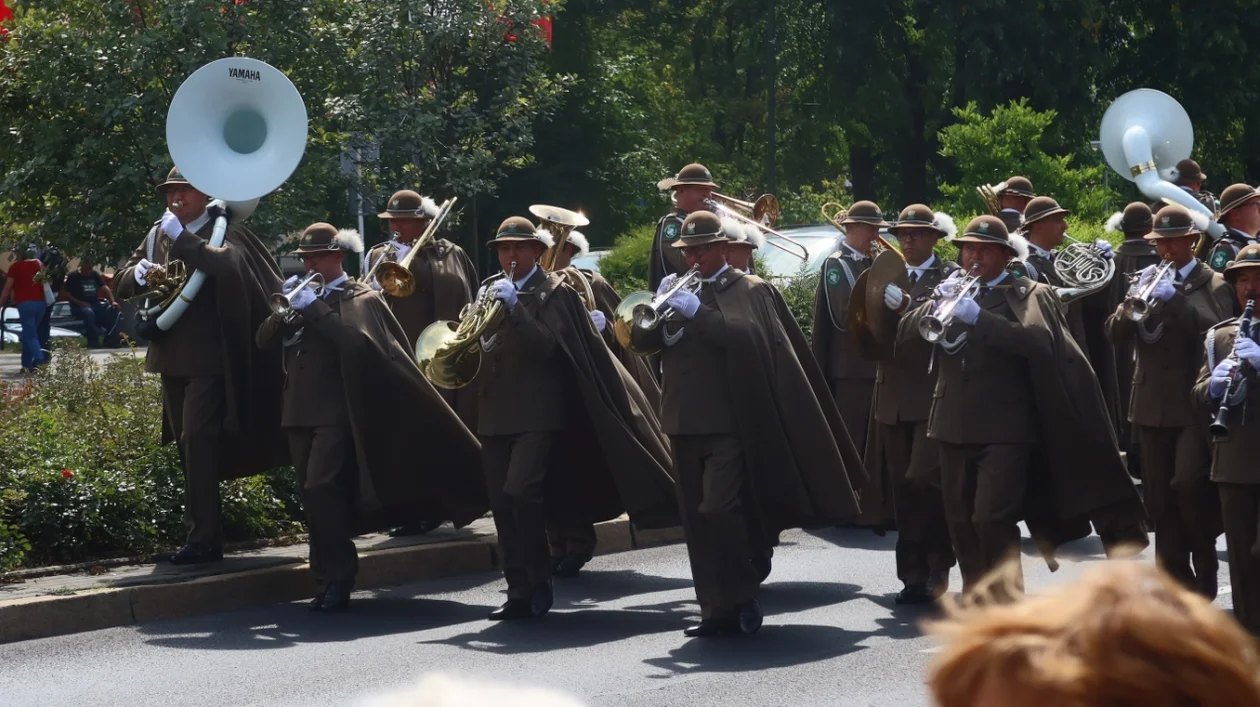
left=641, top=623, right=869, bottom=676
left=804, top=527, right=897, bottom=552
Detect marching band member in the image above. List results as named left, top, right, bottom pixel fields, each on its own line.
left=633, top=211, right=865, bottom=637
left=255, top=224, right=486, bottom=612
left=649, top=164, right=718, bottom=291
left=1206, top=184, right=1260, bottom=272
left=720, top=217, right=762, bottom=274
left=901, top=216, right=1146, bottom=597
left=993, top=176, right=1035, bottom=234
left=476, top=217, right=677, bottom=620
left=1170, top=158, right=1217, bottom=212
left=871, top=205, right=958, bottom=604
left=1195, top=244, right=1260, bottom=633
left=1106, top=205, right=1233, bottom=598
left=114, top=167, right=287, bottom=565
left=366, top=188, right=479, bottom=537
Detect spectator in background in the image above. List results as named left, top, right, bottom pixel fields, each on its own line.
left=64, top=259, right=121, bottom=348
left=926, top=561, right=1260, bottom=707
left=0, top=245, right=49, bottom=373
left=36, top=242, right=65, bottom=357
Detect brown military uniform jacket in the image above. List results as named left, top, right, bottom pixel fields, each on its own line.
left=648, top=208, right=691, bottom=292
left=810, top=247, right=877, bottom=380
left=476, top=266, right=569, bottom=435
left=655, top=276, right=735, bottom=436
left=256, top=279, right=354, bottom=428
left=1107, top=261, right=1235, bottom=428
left=1195, top=317, right=1260, bottom=484
left=875, top=257, right=958, bottom=425
left=363, top=239, right=478, bottom=348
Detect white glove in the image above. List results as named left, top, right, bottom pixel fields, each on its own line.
left=667, top=289, right=701, bottom=319
left=883, top=283, right=907, bottom=311
left=1152, top=277, right=1176, bottom=302
left=1094, top=239, right=1114, bottom=260
left=490, top=279, right=518, bottom=310
left=281, top=274, right=301, bottom=293
left=590, top=310, right=607, bottom=331
left=953, top=296, right=980, bottom=325
left=1210, top=358, right=1240, bottom=398
left=159, top=210, right=183, bottom=239
left=134, top=258, right=155, bottom=287
left=656, top=273, right=679, bottom=296
left=1237, top=337, right=1260, bottom=368
left=936, top=270, right=964, bottom=299
left=290, top=286, right=317, bottom=311
left=1136, top=264, right=1158, bottom=288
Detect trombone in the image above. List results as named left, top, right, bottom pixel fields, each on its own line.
left=270, top=271, right=325, bottom=323
left=705, top=194, right=809, bottom=261
left=363, top=196, right=457, bottom=297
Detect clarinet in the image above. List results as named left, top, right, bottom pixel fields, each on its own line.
left=1210, top=296, right=1256, bottom=437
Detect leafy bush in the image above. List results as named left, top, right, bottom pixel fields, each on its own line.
left=600, top=223, right=655, bottom=297
left=0, top=343, right=303, bottom=571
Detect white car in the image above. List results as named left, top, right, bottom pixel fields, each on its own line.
left=0, top=306, right=80, bottom=346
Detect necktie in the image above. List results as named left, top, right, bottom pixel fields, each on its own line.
left=1175, top=270, right=1184, bottom=284
left=908, top=271, right=919, bottom=286
left=977, top=286, right=991, bottom=300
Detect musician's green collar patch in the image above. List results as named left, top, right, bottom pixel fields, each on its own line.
left=1212, top=249, right=1229, bottom=271
left=663, top=222, right=680, bottom=240
left=826, top=267, right=841, bottom=286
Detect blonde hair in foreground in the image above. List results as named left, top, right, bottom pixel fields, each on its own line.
left=926, top=560, right=1260, bottom=707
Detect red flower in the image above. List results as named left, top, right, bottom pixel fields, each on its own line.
left=61, top=469, right=73, bottom=479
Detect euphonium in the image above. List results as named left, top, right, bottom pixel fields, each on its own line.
left=532, top=204, right=597, bottom=311
left=365, top=197, right=456, bottom=297
left=1123, top=259, right=1175, bottom=322
left=918, top=265, right=982, bottom=343
left=612, top=266, right=703, bottom=355
left=269, top=270, right=325, bottom=323
left=415, top=261, right=517, bottom=389
left=1052, top=233, right=1115, bottom=304
left=976, top=182, right=1006, bottom=215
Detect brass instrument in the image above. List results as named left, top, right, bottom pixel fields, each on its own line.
left=612, top=266, right=703, bottom=355
left=415, top=261, right=517, bottom=389
left=532, top=204, right=597, bottom=311
left=123, top=258, right=187, bottom=308
left=706, top=195, right=809, bottom=260
left=1210, top=295, right=1256, bottom=437
left=1123, top=259, right=1175, bottom=322
left=365, top=196, right=456, bottom=297
left=269, top=270, right=325, bottom=323
left=1052, top=233, right=1115, bottom=304
left=976, top=182, right=1007, bottom=215
left=918, top=265, right=983, bottom=343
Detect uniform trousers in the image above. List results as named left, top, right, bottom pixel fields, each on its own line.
left=1219, top=484, right=1260, bottom=634
left=939, top=442, right=1031, bottom=593
left=671, top=434, right=760, bottom=620
left=288, top=426, right=359, bottom=585
left=481, top=432, right=556, bottom=599
left=831, top=379, right=875, bottom=461
left=1137, top=425, right=1217, bottom=591
left=161, top=375, right=225, bottom=548
left=882, top=422, right=955, bottom=587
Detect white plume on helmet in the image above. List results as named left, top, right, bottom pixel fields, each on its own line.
left=933, top=211, right=958, bottom=242
left=419, top=196, right=440, bottom=218
left=333, top=228, right=364, bottom=253
left=1008, top=232, right=1031, bottom=261
left=720, top=216, right=747, bottom=244
left=533, top=227, right=556, bottom=249
left=744, top=224, right=766, bottom=249
left=565, top=230, right=590, bottom=256
left=1104, top=211, right=1125, bottom=233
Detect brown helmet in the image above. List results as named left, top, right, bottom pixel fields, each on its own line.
left=671, top=211, right=728, bottom=249
left=1145, top=205, right=1202, bottom=241
left=657, top=163, right=719, bottom=191
left=840, top=200, right=890, bottom=227
left=1022, top=196, right=1071, bottom=227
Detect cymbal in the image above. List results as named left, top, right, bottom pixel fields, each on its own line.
left=864, top=249, right=910, bottom=359
left=847, top=269, right=883, bottom=361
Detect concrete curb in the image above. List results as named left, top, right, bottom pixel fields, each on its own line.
left=0, top=519, right=684, bottom=645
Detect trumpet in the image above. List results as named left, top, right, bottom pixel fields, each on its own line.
left=364, top=197, right=456, bottom=297
left=270, top=271, right=325, bottom=323
left=415, top=261, right=517, bottom=389
left=1123, top=259, right=1175, bottom=322
left=612, top=266, right=703, bottom=355
left=918, top=265, right=982, bottom=344
left=705, top=196, right=809, bottom=261
left=1210, top=295, right=1256, bottom=437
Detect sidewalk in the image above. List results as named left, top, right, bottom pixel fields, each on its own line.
left=0, top=345, right=148, bottom=380
left=0, top=516, right=683, bottom=644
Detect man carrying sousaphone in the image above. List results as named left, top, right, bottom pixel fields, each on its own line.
left=867, top=204, right=958, bottom=604
left=650, top=164, right=719, bottom=291
left=255, top=223, right=486, bottom=612
left=471, top=217, right=677, bottom=620
left=632, top=211, right=866, bottom=637
left=899, top=216, right=1147, bottom=597
left=1106, top=205, right=1232, bottom=599
left=366, top=188, right=479, bottom=537
left=114, top=166, right=288, bottom=565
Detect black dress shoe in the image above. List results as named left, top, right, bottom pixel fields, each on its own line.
left=389, top=520, right=443, bottom=537
left=319, top=581, right=354, bottom=612
left=530, top=580, right=554, bottom=617
left=169, top=543, right=223, bottom=565
left=308, top=593, right=325, bottom=611
left=736, top=599, right=763, bottom=635
left=752, top=555, right=772, bottom=583
left=488, top=598, right=534, bottom=621
left=683, top=618, right=739, bottom=637
left=895, top=583, right=934, bottom=605
left=554, top=553, right=590, bottom=578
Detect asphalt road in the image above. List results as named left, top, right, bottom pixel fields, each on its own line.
left=0, top=527, right=1231, bottom=707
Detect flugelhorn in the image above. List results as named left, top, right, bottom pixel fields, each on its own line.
left=414, top=261, right=517, bottom=389
left=269, top=271, right=325, bottom=323
left=1123, top=259, right=1175, bottom=322
left=365, top=196, right=456, bottom=297
left=612, top=266, right=703, bottom=356
left=918, top=265, right=982, bottom=343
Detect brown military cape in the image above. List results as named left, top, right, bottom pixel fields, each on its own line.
left=328, top=283, right=488, bottom=530
left=711, top=272, right=866, bottom=533
left=581, top=267, right=662, bottom=409
left=117, top=221, right=289, bottom=481
left=528, top=274, right=679, bottom=530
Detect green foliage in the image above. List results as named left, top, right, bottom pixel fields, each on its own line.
left=0, top=343, right=302, bottom=571
left=776, top=179, right=855, bottom=226
left=937, top=100, right=1113, bottom=221
left=779, top=269, right=819, bottom=344
left=599, top=223, right=655, bottom=297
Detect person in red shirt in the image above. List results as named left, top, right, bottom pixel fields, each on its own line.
left=0, top=245, right=49, bottom=372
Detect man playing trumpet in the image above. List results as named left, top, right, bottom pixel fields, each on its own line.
left=114, top=167, right=287, bottom=565
left=1106, top=205, right=1233, bottom=598
left=255, top=224, right=486, bottom=612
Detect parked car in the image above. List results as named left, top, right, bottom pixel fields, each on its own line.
left=0, top=305, right=80, bottom=348
left=759, top=224, right=843, bottom=282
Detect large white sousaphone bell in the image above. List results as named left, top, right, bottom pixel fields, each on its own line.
left=1098, top=88, right=1224, bottom=239
left=144, top=57, right=307, bottom=333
